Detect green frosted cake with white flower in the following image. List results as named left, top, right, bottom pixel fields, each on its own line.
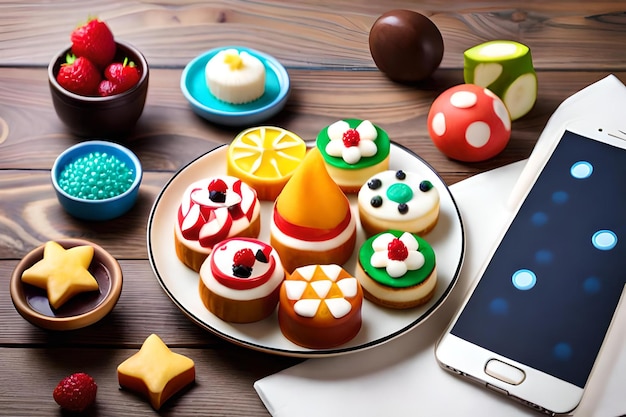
left=356, top=230, right=437, bottom=309
left=316, top=118, right=390, bottom=193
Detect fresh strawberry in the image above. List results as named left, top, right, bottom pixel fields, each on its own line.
left=98, top=57, right=141, bottom=96
left=56, top=54, right=101, bottom=96
left=71, top=18, right=116, bottom=68
left=53, top=372, right=97, bottom=412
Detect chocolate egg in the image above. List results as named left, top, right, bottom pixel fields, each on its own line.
left=369, top=10, right=444, bottom=82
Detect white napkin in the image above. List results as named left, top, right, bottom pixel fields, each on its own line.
left=254, top=75, right=626, bottom=417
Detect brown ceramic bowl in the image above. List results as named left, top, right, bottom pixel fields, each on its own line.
left=10, top=238, right=123, bottom=331
left=48, top=41, right=149, bottom=138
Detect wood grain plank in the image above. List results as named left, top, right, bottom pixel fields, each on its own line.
left=0, top=1, right=625, bottom=69
left=0, top=172, right=170, bottom=260
left=0, top=346, right=299, bottom=416
left=1, top=67, right=624, bottom=175
left=0, top=260, right=222, bottom=346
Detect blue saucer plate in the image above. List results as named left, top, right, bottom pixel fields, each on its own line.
left=180, top=46, right=290, bottom=127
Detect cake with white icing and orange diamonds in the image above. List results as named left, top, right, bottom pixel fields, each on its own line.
left=358, top=169, right=440, bottom=237
left=269, top=148, right=357, bottom=273
left=316, top=119, right=390, bottom=193
left=174, top=176, right=261, bottom=272
left=356, top=230, right=437, bottom=309
left=199, top=237, right=284, bottom=323
left=278, top=264, right=363, bottom=349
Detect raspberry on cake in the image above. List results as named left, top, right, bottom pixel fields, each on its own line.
left=270, top=148, right=357, bottom=273
left=205, top=48, right=266, bottom=104
left=174, top=176, right=261, bottom=272
left=278, top=264, right=363, bottom=349
left=316, top=119, right=391, bottom=193
left=198, top=237, right=285, bottom=323
left=356, top=230, right=437, bottom=309
left=358, top=169, right=440, bottom=237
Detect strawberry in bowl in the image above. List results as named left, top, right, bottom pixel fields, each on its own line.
left=48, top=18, right=149, bottom=138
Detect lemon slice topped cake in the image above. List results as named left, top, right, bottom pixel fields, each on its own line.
left=226, top=126, right=306, bottom=200
left=205, top=48, right=266, bottom=104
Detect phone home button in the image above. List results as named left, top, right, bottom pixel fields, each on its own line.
left=485, top=359, right=526, bottom=385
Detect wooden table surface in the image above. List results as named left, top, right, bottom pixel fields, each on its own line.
left=1, top=1, right=625, bottom=415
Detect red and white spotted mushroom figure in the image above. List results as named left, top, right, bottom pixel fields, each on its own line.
left=427, top=84, right=511, bottom=162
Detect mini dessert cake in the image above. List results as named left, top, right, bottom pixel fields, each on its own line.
left=198, top=237, right=285, bottom=323
left=278, top=264, right=363, bottom=349
left=226, top=126, right=307, bottom=201
left=270, top=148, right=357, bottom=273
left=117, top=333, right=195, bottom=410
left=356, top=230, right=437, bottom=309
left=358, top=169, right=440, bottom=237
left=205, top=48, right=266, bottom=104
left=316, top=119, right=391, bottom=193
left=20, top=241, right=99, bottom=309
left=175, top=176, right=261, bottom=272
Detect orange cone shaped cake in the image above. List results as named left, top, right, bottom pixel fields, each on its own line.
left=270, top=148, right=357, bottom=273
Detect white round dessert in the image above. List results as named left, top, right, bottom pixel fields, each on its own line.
left=357, top=169, right=440, bottom=237
left=205, top=48, right=266, bottom=104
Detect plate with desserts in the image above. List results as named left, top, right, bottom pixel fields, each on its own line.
left=180, top=46, right=290, bottom=126
left=148, top=121, right=464, bottom=357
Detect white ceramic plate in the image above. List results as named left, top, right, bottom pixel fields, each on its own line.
left=147, top=143, right=465, bottom=357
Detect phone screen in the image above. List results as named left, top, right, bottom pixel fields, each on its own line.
left=451, top=129, right=626, bottom=389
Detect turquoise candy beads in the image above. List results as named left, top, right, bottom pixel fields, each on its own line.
left=59, top=152, right=134, bottom=200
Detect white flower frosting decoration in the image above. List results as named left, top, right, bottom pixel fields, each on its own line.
left=325, top=120, right=378, bottom=164
left=370, top=232, right=425, bottom=278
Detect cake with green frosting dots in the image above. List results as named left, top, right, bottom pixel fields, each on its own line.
left=315, top=118, right=390, bottom=193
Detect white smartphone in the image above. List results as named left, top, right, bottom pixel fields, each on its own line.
left=436, top=121, right=626, bottom=415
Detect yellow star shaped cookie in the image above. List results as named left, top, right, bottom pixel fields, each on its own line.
left=117, top=333, right=195, bottom=410
left=21, top=241, right=99, bottom=309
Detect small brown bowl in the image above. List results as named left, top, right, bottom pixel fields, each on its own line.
left=48, top=41, right=149, bottom=138
left=10, top=239, right=123, bottom=331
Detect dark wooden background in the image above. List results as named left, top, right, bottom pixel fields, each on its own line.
left=1, top=1, right=625, bottom=415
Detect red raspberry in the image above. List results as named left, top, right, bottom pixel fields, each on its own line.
left=387, top=238, right=409, bottom=261
left=53, top=372, right=97, bottom=412
left=208, top=178, right=228, bottom=193
left=233, top=248, right=256, bottom=268
left=342, top=128, right=361, bottom=147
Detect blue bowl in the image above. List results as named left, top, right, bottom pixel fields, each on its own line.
left=180, top=46, right=290, bottom=127
left=51, top=141, right=143, bottom=221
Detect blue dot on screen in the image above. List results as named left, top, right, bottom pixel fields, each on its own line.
left=553, top=342, right=573, bottom=361
left=531, top=212, right=548, bottom=226
left=583, top=276, right=601, bottom=294
left=592, top=230, right=617, bottom=250
left=512, top=269, right=537, bottom=290
left=571, top=161, right=593, bottom=179
left=552, top=190, right=569, bottom=204
left=489, top=298, right=509, bottom=315
left=535, top=249, right=553, bottom=264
